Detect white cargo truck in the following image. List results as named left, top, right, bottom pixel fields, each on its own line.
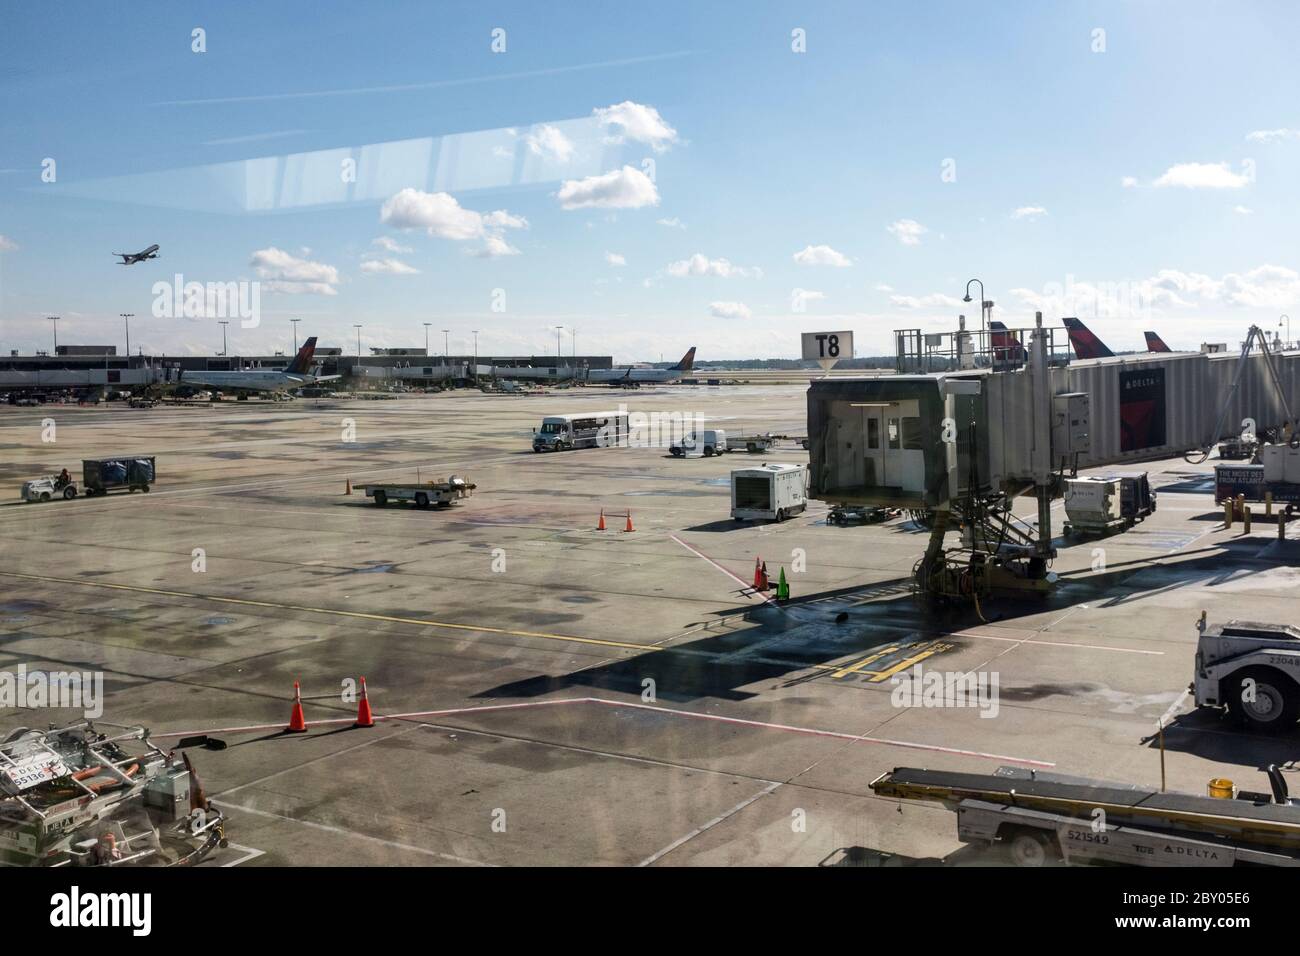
left=731, top=463, right=807, bottom=522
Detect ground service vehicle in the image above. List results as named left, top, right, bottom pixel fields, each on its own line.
left=1062, top=471, right=1156, bottom=536
left=20, top=474, right=78, bottom=502
left=1194, top=616, right=1300, bottom=732
left=532, top=412, right=629, bottom=452
left=669, top=429, right=728, bottom=457
left=0, top=722, right=227, bottom=867
left=82, top=456, right=156, bottom=496
left=873, top=764, right=1300, bottom=867
left=358, top=475, right=476, bottom=508
left=731, top=463, right=808, bottom=522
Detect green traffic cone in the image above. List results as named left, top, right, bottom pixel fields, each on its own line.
left=777, top=566, right=789, bottom=601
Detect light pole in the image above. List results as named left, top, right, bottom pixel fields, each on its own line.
left=1280, top=315, right=1291, bottom=350
left=472, top=330, right=479, bottom=383
left=290, top=318, right=301, bottom=352
left=353, top=324, right=362, bottom=358
left=120, top=313, right=133, bottom=359
left=423, top=322, right=432, bottom=355
left=47, top=315, right=59, bottom=353
left=572, top=328, right=578, bottom=360
left=442, top=329, right=449, bottom=361
left=218, top=320, right=229, bottom=357
left=554, top=326, right=564, bottom=369
left=962, top=278, right=991, bottom=344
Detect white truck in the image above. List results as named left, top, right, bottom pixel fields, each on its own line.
left=669, top=429, right=727, bottom=457
left=1194, top=615, right=1300, bottom=733
left=731, top=463, right=807, bottom=522
left=357, top=476, right=476, bottom=509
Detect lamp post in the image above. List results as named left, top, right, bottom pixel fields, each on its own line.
left=962, top=279, right=991, bottom=337
left=1280, top=315, right=1291, bottom=350
left=353, top=324, right=362, bottom=358
left=472, top=330, right=479, bottom=383
left=47, top=315, right=59, bottom=353
left=423, top=322, right=432, bottom=356
left=218, top=320, right=229, bottom=357
left=554, top=326, right=564, bottom=370
left=442, top=329, right=449, bottom=361
left=290, top=317, right=301, bottom=352
left=120, top=313, right=133, bottom=359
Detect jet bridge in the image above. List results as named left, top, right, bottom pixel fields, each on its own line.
left=808, top=315, right=1300, bottom=603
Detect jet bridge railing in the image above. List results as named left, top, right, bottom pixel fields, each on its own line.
left=894, top=326, right=1071, bottom=374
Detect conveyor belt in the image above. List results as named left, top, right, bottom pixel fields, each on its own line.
left=872, top=767, right=1300, bottom=850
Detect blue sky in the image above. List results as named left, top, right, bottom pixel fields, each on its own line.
left=1, top=1, right=1298, bottom=361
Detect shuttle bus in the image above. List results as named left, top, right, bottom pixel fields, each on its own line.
left=531, top=412, right=629, bottom=452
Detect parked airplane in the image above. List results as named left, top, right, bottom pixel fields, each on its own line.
left=1062, top=317, right=1115, bottom=360
left=115, top=244, right=160, bottom=265
left=178, top=337, right=340, bottom=393
left=988, top=321, right=1026, bottom=362
left=1144, top=330, right=1172, bottom=353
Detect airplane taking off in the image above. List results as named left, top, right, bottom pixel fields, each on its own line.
left=115, top=244, right=160, bottom=265
left=1144, top=330, right=1172, bottom=353
left=179, top=337, right=340, bottom=393
left=1062, top=317, right=1115, bottom=359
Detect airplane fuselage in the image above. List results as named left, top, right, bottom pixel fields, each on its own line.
left=180, top=370, right=334, bottom=392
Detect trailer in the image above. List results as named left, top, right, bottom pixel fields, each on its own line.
left=357, top=475, right=475, bottom=509
left=81, top=456, right=156, bottom=496
left=871, top=764, right=1300, bottom=867
left=731, top=463, right=807, bottom=522
left=1194, top=616, right=1300, bottom=732
left=1062, top=471, right=1156, bottom=537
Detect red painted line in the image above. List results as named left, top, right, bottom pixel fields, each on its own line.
left=151, top=696, right=1052, bottom=767
left=668, top=533, right=779, bottom=607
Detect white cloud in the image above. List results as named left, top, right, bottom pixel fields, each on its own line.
left=1153, top=162, right=1251, bottom=189
left=471, top=235, right=521, bottom=258
left=605, top=252, right=626, bottom=266
left=380, top=188, right=528, bottom=242
left=371, top=236, right=412, bottom=254
left=666, top=253, right=761, bottom=279
left=792, top=244, right=852, bottom=267
left=1121, top=176, right=1139, bottom=188
left=524, top=124, right=576, bottom=163
left=1235, top=205, right=1254, bottom=215
left=556, top=165, right=659, bottom=210
left=360, top=258, right=420, bottom=275
left=1009, top=265, right=1300, bottom=317
left=1011, top=205, right=1047, bottom=220
left=889, top=293, right=960, bottom=310
left=250, top=247, right=339, bottom=295
left=656, top=217, right=686, bottom=229
left=887, top=219, right=927, bottom=246
left=1246, top=128, right=1300, bottom=144
left=0, top=235, right=17, bottom=252
left=593, top=101, right=679, bottom=152
left=710, top=301, right=752, bottom=320
left=874, top=283, right=894, bottom=292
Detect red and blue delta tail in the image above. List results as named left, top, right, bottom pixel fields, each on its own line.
left=1144, top=330, right=1172, bottom=353
left=672, top=347, right=696, bottom=371
left=989, top=321, right=1026, bottom=361
left=285, top=336, right=318, bottom=374
left=1062, top=318, right=1114, bottom=359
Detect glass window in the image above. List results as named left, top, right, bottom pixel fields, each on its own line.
left=887, top=418, right=900, bottom=450
left=901, top=417, right=923, bottom=450
left=867, top=417, right=879, bottom=449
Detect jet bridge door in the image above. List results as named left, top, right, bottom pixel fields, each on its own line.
left=831, top=404, right=866, bottom=488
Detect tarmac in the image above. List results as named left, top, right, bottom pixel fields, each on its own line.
left=1, top=384, right=1298, bottom=866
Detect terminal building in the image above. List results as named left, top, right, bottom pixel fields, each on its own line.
left=0, top=346, right=614, bottom=392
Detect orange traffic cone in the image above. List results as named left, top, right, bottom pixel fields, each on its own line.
left=759, top=561, right=770, bottom=592
left=752, top=557, right=763, bottom=590
left=355, top=676, right=374, bottom=728
left=286, top=681, right=307, bottom=733
left=624, top=511, right=635, bottom=532
left=597, top=510, right=606, bottom=531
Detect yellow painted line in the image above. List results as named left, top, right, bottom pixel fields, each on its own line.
left=0, top=570, right=648, bottom=654
left=868, top=643, right=953, bottom=683
left=830, top=645, right=898, bottom=679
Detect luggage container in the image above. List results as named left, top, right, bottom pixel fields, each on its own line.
left=82, top=456, right=156, bottom=496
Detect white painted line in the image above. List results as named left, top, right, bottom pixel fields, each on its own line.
left=219, top=843, right=266, bottom=867
left=669, top=533, right=779, bottom=606
left=214, top=799, right=491, bottom=866
left=637, top=781, right=781, bottom=866
left=958, top=631, right=1163, bottom=656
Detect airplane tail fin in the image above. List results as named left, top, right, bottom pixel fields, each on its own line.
left=672, top=347, right=696, bottom=371
left=286, top=336, right=318, bottom=375
left=988, top=321, right=1026, bottom=360
left=1144, top=330, right=1172, bottom=353
left=1062, top=318, right=1114, bottom=359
